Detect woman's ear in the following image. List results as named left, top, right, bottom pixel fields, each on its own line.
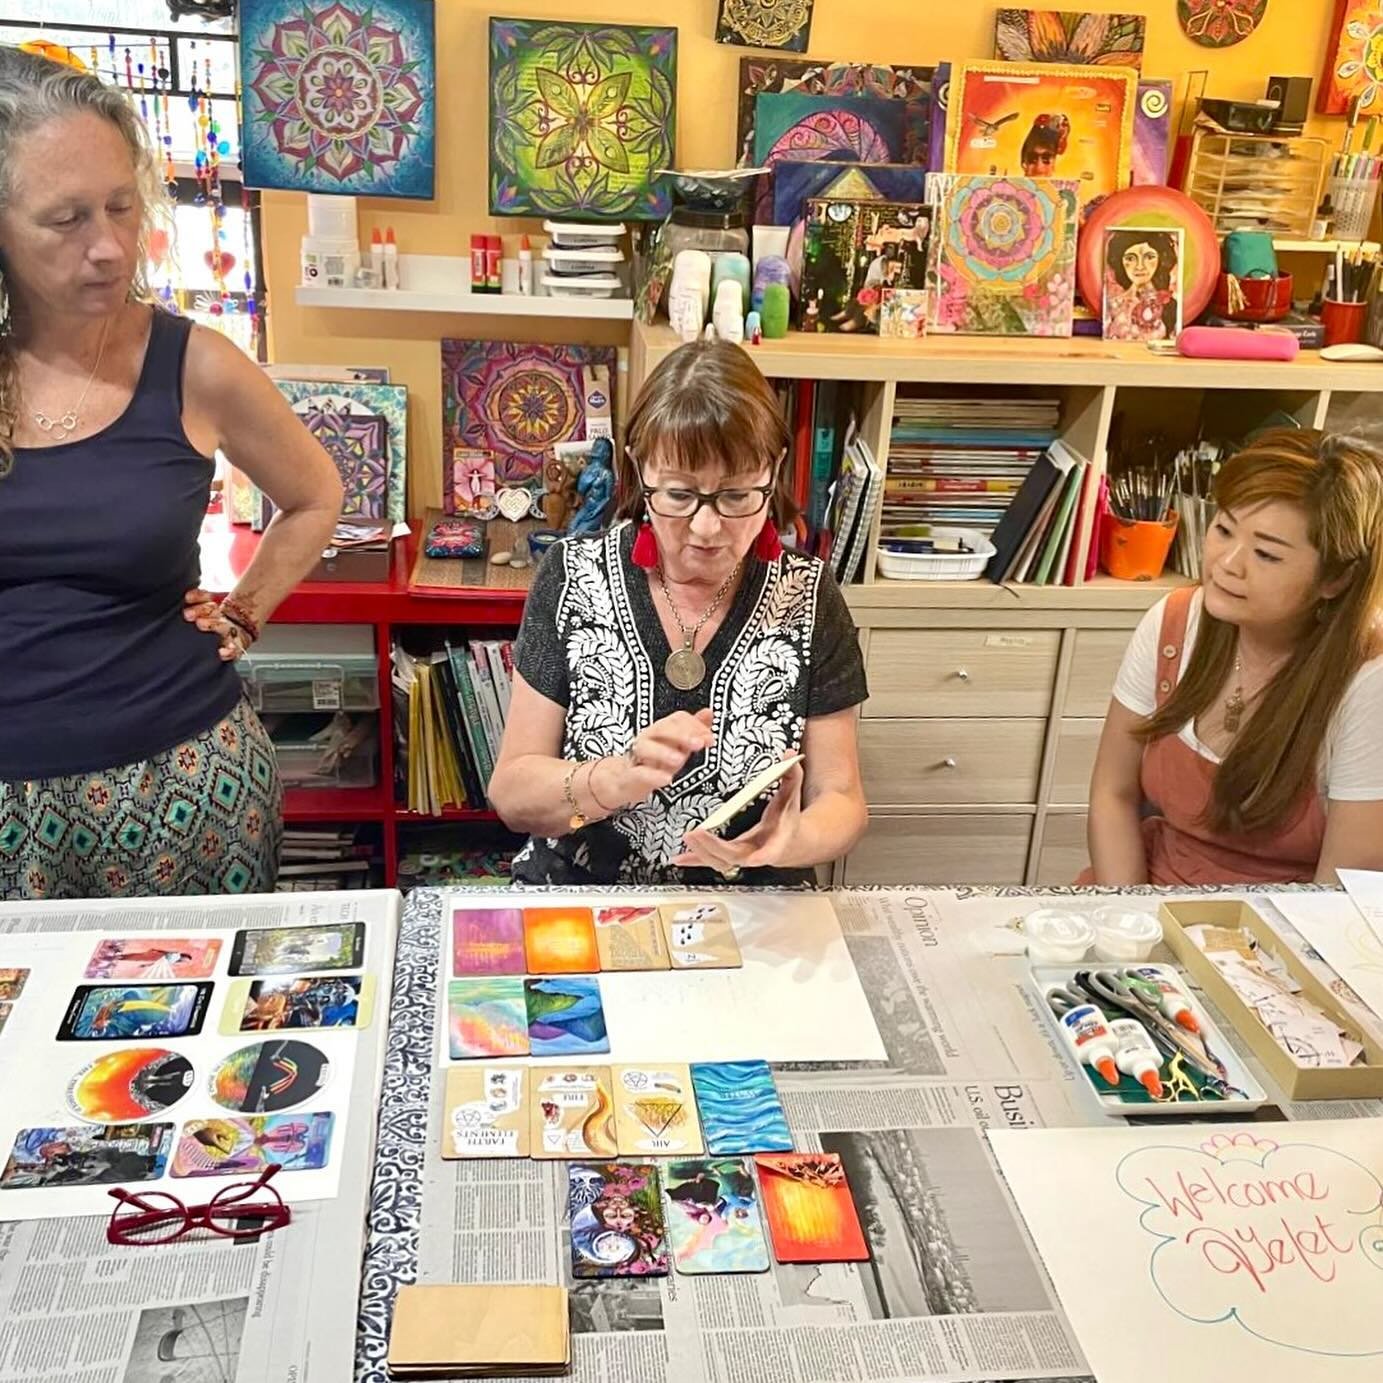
left=1320, top=561, right=1357, bottom=601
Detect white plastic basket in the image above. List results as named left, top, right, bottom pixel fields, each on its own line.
left=876, top=527, right=995, bottom=581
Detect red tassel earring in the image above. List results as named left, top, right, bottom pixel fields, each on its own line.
left=754, top=519, right=783, bottom=562
left=631, top=519, right=659, bottom=570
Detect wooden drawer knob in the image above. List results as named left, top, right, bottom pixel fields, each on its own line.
left=954, top=668, right=971, bottom=681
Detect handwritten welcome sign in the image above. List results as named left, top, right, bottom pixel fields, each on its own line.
left=1118, top=1133, right=1383, bottom=1354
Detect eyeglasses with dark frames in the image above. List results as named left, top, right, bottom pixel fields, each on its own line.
left=105, top=1163, right=292, bottom=1246
left=631, top=448, right=785, bottom=520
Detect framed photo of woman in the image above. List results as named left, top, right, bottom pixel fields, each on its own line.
left=1101, top=226, right=1183, bottom=342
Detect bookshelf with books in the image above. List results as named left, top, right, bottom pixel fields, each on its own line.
left=629, top=320, right=1383, bottom=887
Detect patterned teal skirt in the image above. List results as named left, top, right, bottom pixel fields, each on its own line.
left=0, top=698, right=282, bottom=900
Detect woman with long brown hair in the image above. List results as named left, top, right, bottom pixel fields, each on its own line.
left=489, top=339, right=868, bottom=886
left=1086, top=428, right=1383, bottom=885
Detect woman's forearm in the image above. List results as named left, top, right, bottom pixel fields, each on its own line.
left=225, top=502, right=340, bottom=624
left=490, top=754, right=620, bottom=838
left=779, top=791, right=868, bottom=869
left=1087, top=792, right=1149, bottom=885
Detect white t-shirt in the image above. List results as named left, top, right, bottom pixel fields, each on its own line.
left=1112, top=590, right=1383, bottom=801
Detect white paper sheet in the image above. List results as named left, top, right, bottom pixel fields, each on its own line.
left=989, top=1120, right=1383, bottom=1383
left=1272, top=892, right=1383, bottom=1024
left=439, top=891, right=886, bottom=1066
left=1340, top=869, right=1383, bottom=949
left=0, top=893, right=397, bottom=1220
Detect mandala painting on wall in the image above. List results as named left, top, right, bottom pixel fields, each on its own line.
left=489, top=18, right=677, bottom=219
left=994, top=9, right=1146, bottom=68
left=273, top=380, right=409, bottom=521
left=716, top=0, right=815, bottom=53
left=928, top=174, right=1079, bottom=337
left=1318, top=0, right=1383, bottom=115
left=1176, top=0, right=1269, bottom=48
left=239, top=0, right=436, bottom=198
left=300, top=408, right=389, bottom=517
left=442, top=341, right=618, bottom=490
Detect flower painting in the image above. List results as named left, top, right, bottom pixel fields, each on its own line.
left=994, top=9, right=1146, bottom=69
left=239, top=0, right=435, bottom=198
left=928, top=174, right=1079, bottom=337
left=489, top=18, right=677, bottom=219
left=1319, top=0, right=1383, bottom=115
left=1176, top=0, right=1269, bottom=49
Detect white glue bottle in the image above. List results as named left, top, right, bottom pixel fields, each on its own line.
left=1056, top=1003, right=1119, bottom=1086
left=1124, top=967, right=1201, bottom=1034
left=1109, top=1018, right=1165, bottom=1098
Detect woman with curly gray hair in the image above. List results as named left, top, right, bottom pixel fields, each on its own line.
left=0, top=47, right=342, bottom=899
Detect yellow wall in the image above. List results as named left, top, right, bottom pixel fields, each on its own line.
left=262, top=0, right=1346, bottom=514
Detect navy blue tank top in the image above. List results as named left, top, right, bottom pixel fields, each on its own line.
left=0, top=309, right=242, bottom=780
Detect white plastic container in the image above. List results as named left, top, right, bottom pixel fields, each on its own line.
left=301, top=236, right=360, bottom=289
left=541, top=273, right=624, bottom=300
left=876, top=527, right=995, bottom=581
left=543, top=219, right=627, bottom=248
left=306, top=194, right=358, bottom=239
left=543, top=245, right=625, bottom=275
left=1024, top=908, right=1095, bottom=965
left=1091, top=906, right=1163, bottom=963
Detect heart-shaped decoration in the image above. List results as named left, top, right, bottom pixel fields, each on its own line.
left=496, top=487, right=532, bottom=522
left=204, top=250, right=236, bottom=276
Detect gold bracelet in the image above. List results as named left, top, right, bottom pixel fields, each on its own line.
left=562, top=762, right=586, bottom=831
left=586, top=757, right=622, bottom=815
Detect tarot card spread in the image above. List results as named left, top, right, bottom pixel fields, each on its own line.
left=662, top=1157, right=770, bottom=1274
left=612, top=1065, right=704, bottom=1157
left=567, top=1161, right=668, bottom=1278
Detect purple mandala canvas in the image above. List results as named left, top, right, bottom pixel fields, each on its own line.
left=240, top=0, right=436, bottom=198
left=301, top=407, right=390, bottom=517
left=442, top=341, right=617, bottom=489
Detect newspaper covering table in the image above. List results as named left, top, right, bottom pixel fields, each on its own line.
left=0, top=889, right=400, bottom=1383
left=356, top=884, right=1382, bottom=1383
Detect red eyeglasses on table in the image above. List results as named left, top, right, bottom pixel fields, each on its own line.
left=106, top=1163, right=292, bottom=1245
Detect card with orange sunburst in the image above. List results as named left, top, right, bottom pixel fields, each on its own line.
left=754, top=1152, right=870, bottom=1262
left=524, top=907, right=599, bottom=975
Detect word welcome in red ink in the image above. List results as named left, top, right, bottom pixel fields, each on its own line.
left=1141, top=1166, right=1353, bottom=1294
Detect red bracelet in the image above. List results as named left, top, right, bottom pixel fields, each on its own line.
left=218, top=596, right=261, bottom=645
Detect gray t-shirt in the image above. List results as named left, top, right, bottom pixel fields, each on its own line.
left=511, top=521, right=868, bottom=886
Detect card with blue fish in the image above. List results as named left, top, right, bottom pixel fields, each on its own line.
left=662, top=1157, right=770, bottom=1274
left=691, top=1060, right=794, bottom=1155
left=525, top=977, right=610, bottom=1058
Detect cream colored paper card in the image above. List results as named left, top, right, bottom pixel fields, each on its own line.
left=595, top=906, right=671, bottom=971
left=989, top=1120, right=1383, bottom=1383
left=696, top=754, right=803, bottom=833
left=388, top=1282, right=568, bottom=1372
left=442, top=1065, right=529, bottom=1160
left=530, top=1066, right=617, bottom=1159
left=611, top=1063, right=704, bottom=1156
left=659, top=901, right=742, bottom=970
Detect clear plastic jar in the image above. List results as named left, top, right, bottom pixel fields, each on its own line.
left=661, top=208, right=749, bottom=264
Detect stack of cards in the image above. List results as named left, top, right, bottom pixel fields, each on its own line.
left=388, top=1283, right=569, bottom=1379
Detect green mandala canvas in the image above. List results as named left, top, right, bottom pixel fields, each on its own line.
left=489, top=18, right=677, bottom=220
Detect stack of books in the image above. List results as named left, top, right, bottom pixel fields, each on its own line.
left=392, top=637, right=513, bottom=815
left=276, top=827, right=380, bottom=892
left=824, top=431, right=884, bottom=586
left=884, top=395, right=1061, bottom=541
left=983, top=438, right=1093, bottom=586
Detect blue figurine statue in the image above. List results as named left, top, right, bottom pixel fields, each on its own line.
left=568, top=437, right=615, bottom=537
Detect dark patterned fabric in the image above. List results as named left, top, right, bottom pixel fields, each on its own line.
left=0, top=698, right=282, bottom=900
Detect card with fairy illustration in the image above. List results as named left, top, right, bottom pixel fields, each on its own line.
left=663, top=1156, right=770, bottom=1274
left=567, top=1161, right=669, bottom=1278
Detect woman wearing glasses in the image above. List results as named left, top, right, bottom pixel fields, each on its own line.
left=490, top=340, right=868, bottom=885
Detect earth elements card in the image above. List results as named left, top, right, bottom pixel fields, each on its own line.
left=568, top=1162, right=668, bottom=1278
left=612, top=1064, right=704, bottom=1157
left=594, top=907, right=671, bottom=971
left=442, top=1065, right=530, bottom=1160
left=691, top=1060, right=794, bottom=1155
left=452, top=907, right=526, bottom=977
left=754, top=1152, right=869, bottom=1263
left=662, top=1156, right=771, bottom=1274
left=523, top=907, right=599, bottom=975
left=530, top=1067, right=617, bottom=1160
left=659, top=901, right=743, bottom=969
left=447, top=978, right=530, bottom=1059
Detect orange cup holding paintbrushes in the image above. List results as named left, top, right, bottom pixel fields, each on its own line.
left=1101, top=513, right=1179, bottom=582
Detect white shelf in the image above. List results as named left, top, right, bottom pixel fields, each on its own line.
left=1274, top=237, right=1381, bottom=253
left=294, top=253, right=634, bottom=321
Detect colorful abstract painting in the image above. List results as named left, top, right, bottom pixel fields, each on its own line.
left=525, top=977, right=610, bottom=1058
left=753, top=92, right=907, bottom=170
left=299, top=408, right=388, bottom=518
left=945, top=61, right=1135, bottom=216
left=239, top=0, right=436, bottom=198
left=489, top=18, right=676, bottom=219
left=994, top=9, right=1146, bottom=69
left=771, top=160, right=927, bottom=227
left=441, top=340, right=617, bottom=489
left=1319, top=1, right=1383, bottom=115
left=1177, top=0, right=1268, bottom=48
left=929, top=174, right=1079, bottom=337
left=716, top=0, right=814, bottom=52
left=274, top=380, right=407, bottom=521
left=734, top=58, right=934, bottom=168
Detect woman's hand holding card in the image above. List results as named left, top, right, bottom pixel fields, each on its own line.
left=674, top=757, right=806, bottom=873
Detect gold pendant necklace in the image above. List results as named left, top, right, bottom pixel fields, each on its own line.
left=656, top=561, right=741, bottom=691
left=1223, top=654, right=1245, bottom=734
left=29, top=315, right=113, bottom=444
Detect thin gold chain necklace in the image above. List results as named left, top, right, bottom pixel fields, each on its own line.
left=28, top=314, right=114, bottom=443
left=656, top=562, right=741, bottom=691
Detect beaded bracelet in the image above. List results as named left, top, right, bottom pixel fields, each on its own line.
left=218, top=595, right=261, bottom=646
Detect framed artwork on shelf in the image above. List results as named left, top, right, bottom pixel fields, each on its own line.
left=1318, top=0, right=1383, bottom=116
left=1101, top=226, right=1184, bottom=343
left=716, top=0, right=815, bottom=53
left=771, top=160, right=928, bottom=227
left=239, top=0, right=436, bottom=198
left=442, top=341, right=618, bottom=491
left=944, top=60, right=1135, bottom=215
left=488, top=18, right=677, bottom=219
left=994, top=9, right=1146, bottom=69
left=928, top=173, right=1079, bottom=337
left=273, top=380, right=408, bottom=522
